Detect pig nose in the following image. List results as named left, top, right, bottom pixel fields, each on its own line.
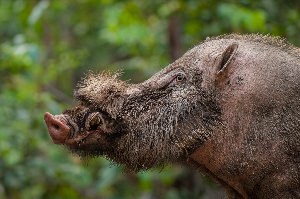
left=44, top=112, right=70, bottom=144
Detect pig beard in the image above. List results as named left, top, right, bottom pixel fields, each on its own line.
left=75, top=73, right=221, bottom=171
left=100, top=88, right=221, bottom=172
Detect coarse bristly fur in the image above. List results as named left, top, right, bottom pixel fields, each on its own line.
left=46, top=34, right=300, bottom=199
left=69, top=69, right=222, bottom=171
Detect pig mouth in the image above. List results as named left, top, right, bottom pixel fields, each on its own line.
left=44, top=112, right=118, bottom=151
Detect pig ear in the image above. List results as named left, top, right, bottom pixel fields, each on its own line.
left=216, top=43, right=239, bottom=75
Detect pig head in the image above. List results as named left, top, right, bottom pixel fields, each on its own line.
left=44, top=42, right=227, bottom=171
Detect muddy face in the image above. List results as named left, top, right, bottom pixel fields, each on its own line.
left=44, top=67, right=220, bottom=171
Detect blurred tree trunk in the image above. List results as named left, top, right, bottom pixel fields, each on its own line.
left=168, top=15, right=182, bottom=61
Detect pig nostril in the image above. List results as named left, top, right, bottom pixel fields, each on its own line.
left=53, top=124, right=60, bottom=130
left=44, top=112, right=71, bottom=144
left=89, top=124, right=99, bottom=131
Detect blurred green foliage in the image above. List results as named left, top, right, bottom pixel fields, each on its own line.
left=0, top=0, right=299, bottom=198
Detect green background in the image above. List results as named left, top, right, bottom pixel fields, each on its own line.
left=1, top=0, right=299, bottom=198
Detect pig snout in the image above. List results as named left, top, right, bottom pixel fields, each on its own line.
left=44, top=112, right=70, bottom=144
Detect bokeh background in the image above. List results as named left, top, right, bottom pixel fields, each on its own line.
left=1, top=0, right=300, bottom=198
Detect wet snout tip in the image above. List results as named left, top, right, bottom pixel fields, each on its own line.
left=44, top=112, right=70, bottom=144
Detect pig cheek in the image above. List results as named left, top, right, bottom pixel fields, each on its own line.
left=93, top=136, right=114, bottom=150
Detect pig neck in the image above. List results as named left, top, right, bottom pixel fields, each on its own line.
left=186, top=88, right=252, bottom=197
left=187, top=91, right=262, bottom=198
left=188, top=100, right=291, bottom=198
left=188, top=131, right=249, bottom=198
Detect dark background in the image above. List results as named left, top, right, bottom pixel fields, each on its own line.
left=1, top=0, right=300, bottom=198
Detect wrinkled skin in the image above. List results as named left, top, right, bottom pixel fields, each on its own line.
left=45, top=34, right=300, bottom=199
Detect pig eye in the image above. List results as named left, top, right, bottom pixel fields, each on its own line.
left=85, top=112, right=102, bottom=131
left=176, top=73, right=185, bottom=82
left=173, top=72, right=186, bottom=84
left=167, top=72, right=186, bottom=88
